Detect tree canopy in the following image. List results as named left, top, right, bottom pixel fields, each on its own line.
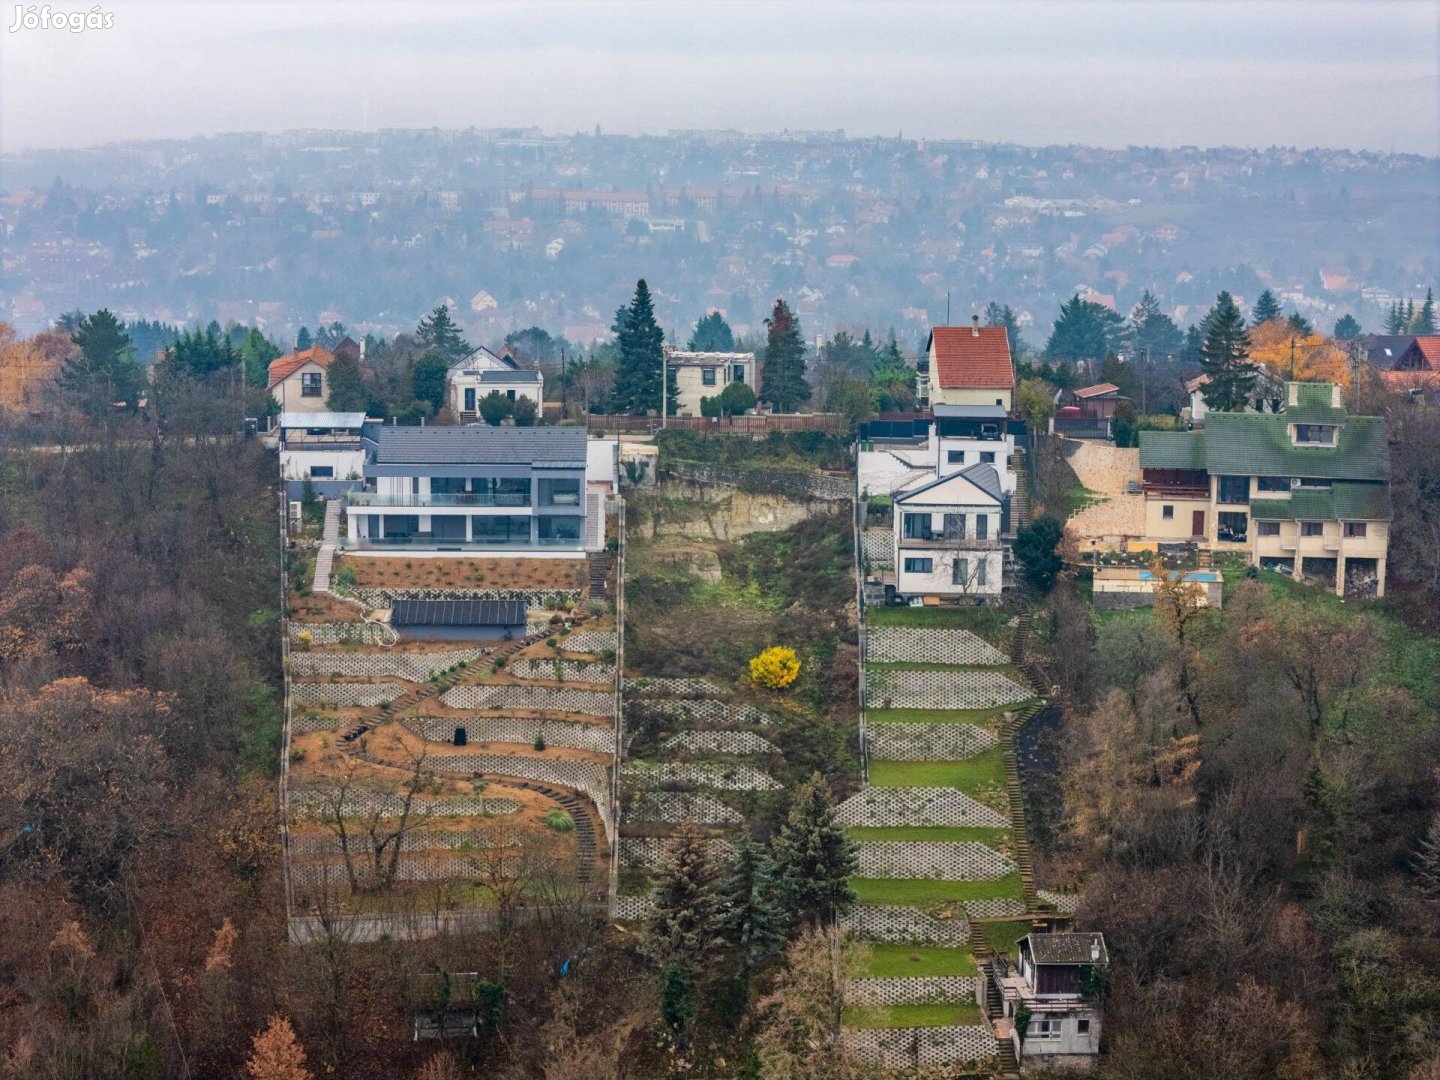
left=759, top=299, right=811, bottom=413
left=1199, top=291, right=1260, bottom=412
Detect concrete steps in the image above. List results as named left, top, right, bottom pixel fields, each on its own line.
left=313, top=499, right=342, bottom=592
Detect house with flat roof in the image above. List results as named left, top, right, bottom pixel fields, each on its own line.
left=278, top=411, right=375, bottom=498
left=663, top=347, right=756, bottom=416
left=1140, top=382, right=1390, bottom=597
left=917, top=317, right=1015, bottom=411
left=342, top=426, right=599, bottom=557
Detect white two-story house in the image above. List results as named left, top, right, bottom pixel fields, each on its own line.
left=342, top=426, right=600, bottom=557
left=997, top=932, right=1109, bottom=1073
left=278, top=411, right=374, bottom=499
left=447, top=346, right=543, bottom=421
left=892, top=462, right=1005, bottom=600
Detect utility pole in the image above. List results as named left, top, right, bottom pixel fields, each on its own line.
left=1289, top=337, right=1297, bottom=381
left=946, top=291, right=951, bottom=325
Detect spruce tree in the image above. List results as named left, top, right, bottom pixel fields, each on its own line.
left=1385, top=303, right=1405, bottom=335
left=1198, top=291, right=1259, bottom=413
left=1404, top=298, right=1416, bottom=332
left=1416, top=811, right=1440, bottom=898
left=416, top=305, right=471, bottom=365
left=411, top=352, right=449, bottom=413
left=687, top=310, right=735, bottom=352
left=646, top=822, right=726, bottom=1047
left=325, top=353, right=369, bottom=413
left=610, top=279, right=666, bottom=414
left=1333, top=314, right=1362, bottom=341
left=772, top=774, right=858, bottom=929
left=1251, top=288, right=1282, bottom=326
left=716, top=836, right=788, bottom=981
left=1414, top=288, right=1436, bottom=336
left=296, top=326, right=313, bottom=350
left=64, top=308, right=146, bottom=415
left=239, top=327, right=281, bottom=388
left=1182, top=323, right=1205, bottom=365
left=1045, top=294, right=1111, bottom=361
left=1287, top=312, right=1313, bottom=336
left=759, top=298, right=810, bottom=413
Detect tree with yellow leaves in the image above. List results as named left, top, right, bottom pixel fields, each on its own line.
left=1249, top=319, right=1351, bottom=387
left=749, top=646, right=800, bottom=690
left=1151, top=559, right=1210, bottom=730
left=246, top=1015, right=312, bottom=1080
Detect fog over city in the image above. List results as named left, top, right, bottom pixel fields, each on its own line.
left=3, top=0, right=1438, bottom=154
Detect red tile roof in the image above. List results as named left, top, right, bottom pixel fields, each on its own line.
left=928, top=325, right=1014, bottom=390
left=1414, top=336, right=1440, bottom=370
left=267, top=345, right=336, bottom=389
left=1074, top=382, right=1120, bottom=399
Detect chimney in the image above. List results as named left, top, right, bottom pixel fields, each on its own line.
left=1090, top=939, right=1101, bottom=962
left=971, top=314, right=980, bottom=338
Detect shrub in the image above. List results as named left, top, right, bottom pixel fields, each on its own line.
left=295, top=629, right=313, bottom=651
left=541, top=808, right=574, bottom=832
left=749, top=646, right=801, bottom=690
left=587, top=599, right=611, bottom=616
left=534, top=732, right=547, bottom=751
left=334, top=565, right=358, bottom=593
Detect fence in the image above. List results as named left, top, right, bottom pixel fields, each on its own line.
left=587, top=413, right=847, bottom=435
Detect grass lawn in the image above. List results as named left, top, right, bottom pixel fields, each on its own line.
left=865, top=604, right=1013, bottom=644
left=979, top=918, right=1033, bottom=958
left=865, top=944, right=978, bottom=978
left=868, top=706, right=1014, bottom=727
left=848, top=826, right=1012, bottom=845
left=868, top=748, right=1008, bottom=795
left=843, top=1001, right=984, bottom=1029
left=851, top=873, right=1024, bottom=907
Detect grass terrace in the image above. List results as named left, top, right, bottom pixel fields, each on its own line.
left=843, top=1001, right=986, bottom=1029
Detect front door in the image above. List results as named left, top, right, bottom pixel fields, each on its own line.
left=1191, top=510, right=1205, bottom=537
left=464, top=387, right=476, bottom=412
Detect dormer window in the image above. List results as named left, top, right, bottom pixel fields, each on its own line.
left=1294, top=424, right=1337, bottom=445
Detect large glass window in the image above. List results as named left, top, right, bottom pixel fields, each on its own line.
left=382, top=515, right=419, bottom=539
left=1258, top=476, right=1290, bottom=492
left=432, top=477, right=468, bottom=494
left=942, top=513, right=967, bottom=539
left=1218, top=511, right=1248, bottom=542
left=432, top=515, right=466, bottom=540
left=902, top=557, right=932, bottom=573
left=470, top=477, right=532, bottom=505
left=902, top=512, right=934, bottom=540
left=1295, top=424, right=1337, bottom=444
left=539, top=478, right=582, bottom=506
left=538, top=515, right=583, bottom=543
left=1217, top=476, right=1250, bottom=505
left=472, top=516, right=530, bottom=542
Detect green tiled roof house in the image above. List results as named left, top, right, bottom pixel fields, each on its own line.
left=1138, top=382, right=1390, bottom=597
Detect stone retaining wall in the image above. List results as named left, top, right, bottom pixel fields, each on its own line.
left=661, top=730, right=779, bottom=756
left=841, top=904, right=969, bottom=945
left=420, top=754, right=614, bottom=842
left=290, top=622, right=390, bottom=646
left=405, top=715, right=614, bottom=754
left=510, top=658, right=617, bottom=685
left=624, top=677, right=722, bottom=698
left=619, top=835, right=735, bottom=870
left=442, top=685, right=613, bottom=716
left=851, top=977, right=983, bottom=1007
left=554, top=631, right=616, bottom=654
left=842, top=1025, right=996, bottom=1069
left=866, top=627, right=1008, bottom=666
left=622, top=761, right=780, bottom=791
left=855, top=841, right=1014, bottom=880
left=866, top=669, right=1031, bottom=711
left=836, top=788, right=1009, bottom=829
left=292, top=682, right=403, bottom=708
left=964, top=897, right=1028, bottom=919
left=626, top=698, right=774, bottom=728
left=288, top=829, right=509, bottom=857
left=621, top=791, right=744, bottom=826
left=866, top=722, right=997, bottom=762
left=613, top=894, right=654, bottom=920
left=291, top=649, right=486, bottom=681
left=350, top=586, right=579, bottom=610
left=289, top=789, right=519, bottom=820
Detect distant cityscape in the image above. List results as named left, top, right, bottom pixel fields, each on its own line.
left=2, top=126, right=1436, bottom=351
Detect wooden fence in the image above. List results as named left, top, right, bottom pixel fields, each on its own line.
left=586, top=413, right=847, bottom=435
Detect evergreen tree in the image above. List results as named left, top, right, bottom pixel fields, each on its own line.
left=1287, top=312, right=1314, bottom=336
left=1251, top=288, right=1282, bottom=326
left=411, top=352, right=449, bottom=413
left=1384, top=303, right=1405, bottom=335
left=646, top=822, right=726, bottom=1049
left=314, top=320, right=349, bottom=350
left=325, top=353, right=369, bottom=413
left=772, top=774, right=857, bottom=928
left=1015, top=515, right=1064, bottom=592
left=415, top=304, right=471, bottom=365
left=1045, top=294, right=1113, bottom=361
left=238, top=327, right=281, bottom=388
left=1416, top=811, right=1440, bottom=899
left=609, top=279, right=667, bottom=414
left=1182, top=323, right=1205, bottom=365
left=984, top=301, right=1025, bottom=358
left=1198, top=292, right=1259, bottom=413
left=64, top=308, right=146, bottom=415
left=717, top=836, right=788, bottom=982
left=1404, top=298, right=1415, bottom=332
left=687, top=311, right=735, bottom=352
left=1129, top=289, right=1184, bottom=358
left=296, top=326, right=313, bottom=350
left=1414, top=288, right=1436, bottom=335
left=1333, top=314, right=1363, bottom=341
left=164, top=324, right=238, bottom=378
left=759, top=298, right=811, bottom=413
left=511, top=396, right=538, bottom=426
left=478, top=389, right=512, bottom=426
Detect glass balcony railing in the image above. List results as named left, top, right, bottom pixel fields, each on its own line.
left=346, top=491, right=531, bottom=508
left=337, top=535, right=582, bottom=551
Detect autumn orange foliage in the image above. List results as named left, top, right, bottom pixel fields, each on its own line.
left=246, top=1015, right=312, bottom=1080
left=1249, top=319, right=1351, bottom=387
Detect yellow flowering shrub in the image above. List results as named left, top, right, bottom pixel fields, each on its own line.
left=750, top=646, right=800, bottom=690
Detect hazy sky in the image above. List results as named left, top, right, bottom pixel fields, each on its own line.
left=3, top=0, right=1438, bottom=155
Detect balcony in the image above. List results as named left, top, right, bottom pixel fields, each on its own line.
left=898, top=535, right=1003, bottom=551
left=338, top=536, right=581, bottom=552
left=347, top=491, right=531, bottom=508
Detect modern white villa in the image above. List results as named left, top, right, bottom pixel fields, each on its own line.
left=341, top=426, right=602, bottom=556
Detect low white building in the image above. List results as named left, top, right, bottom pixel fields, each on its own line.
left=892, top=463, right=1006, bottom=600
left=278, top=411, right=372, bottom=498
left=858, top=406, right=1016, bottom=499
left=663, top=348, right=757, bottom=416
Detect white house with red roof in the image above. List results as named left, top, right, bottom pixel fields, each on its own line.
left=918, top=316, right=1016, bottom=410
left=268, top=345, right=337, bottom=413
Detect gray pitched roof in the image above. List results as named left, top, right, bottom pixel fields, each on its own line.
left=895, top=461, right=1002, bottom=504
left=372, top=426, right=587, bottom=467
left=478, top=369, right=542, bottom=383
left=1028, top=933, right=1109, bottom=965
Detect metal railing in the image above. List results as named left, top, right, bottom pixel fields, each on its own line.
left=337, top=535, right=583, bottom=551
left=347, top=491, right=532, bottom=507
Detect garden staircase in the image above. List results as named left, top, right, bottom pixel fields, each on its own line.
left=1008, top=446, right=1031, bottom=535
left=586, top=553, right=614, bottom=602
left=313, top=499, right=341, bottom=593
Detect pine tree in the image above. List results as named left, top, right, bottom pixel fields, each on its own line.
left=1251, top=288, right=1282, bottom=326
left=1333, top=314, right=1362, bottom=341
left=1414, top=288, right=1436, bottom=335
left=239, top=327, right=281, bottom=388
left=295, top=326, right=313, bottom=350
left=1404, top=298, right=1416, bottom=332
left=411, top=352, right=449, bottom=413
left=325, top=353, right=369, bottom=413
left=64, top=308, right=147, bottom=415
left=717, top=836, right=788, bottom=981
left=165, top=325, right=238, bottom=378
left=609, top=280, right=667, bottom=414
left=772, top=774, right=857, bottom=929
left=1129, top=289, right=1184, bottom=358
left=1287, top=312, right=1313, bottom=336
left=646, top=822, right=726, bottom=1047
left=1045, top=294, right=1112, bottom=361
left=416, top=304, right=471, bottom=365
left=1182, top=323, right=1205, bottom=365
left=687, top=310, right=735, bottom=352
left=1198, top=292, right=1259, bottom=413
left=1385, top=303, right=1405, bottom=335
left=246, top=1015, right=312, bottom=1080
left=759, top=298, right=810, bottom=413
